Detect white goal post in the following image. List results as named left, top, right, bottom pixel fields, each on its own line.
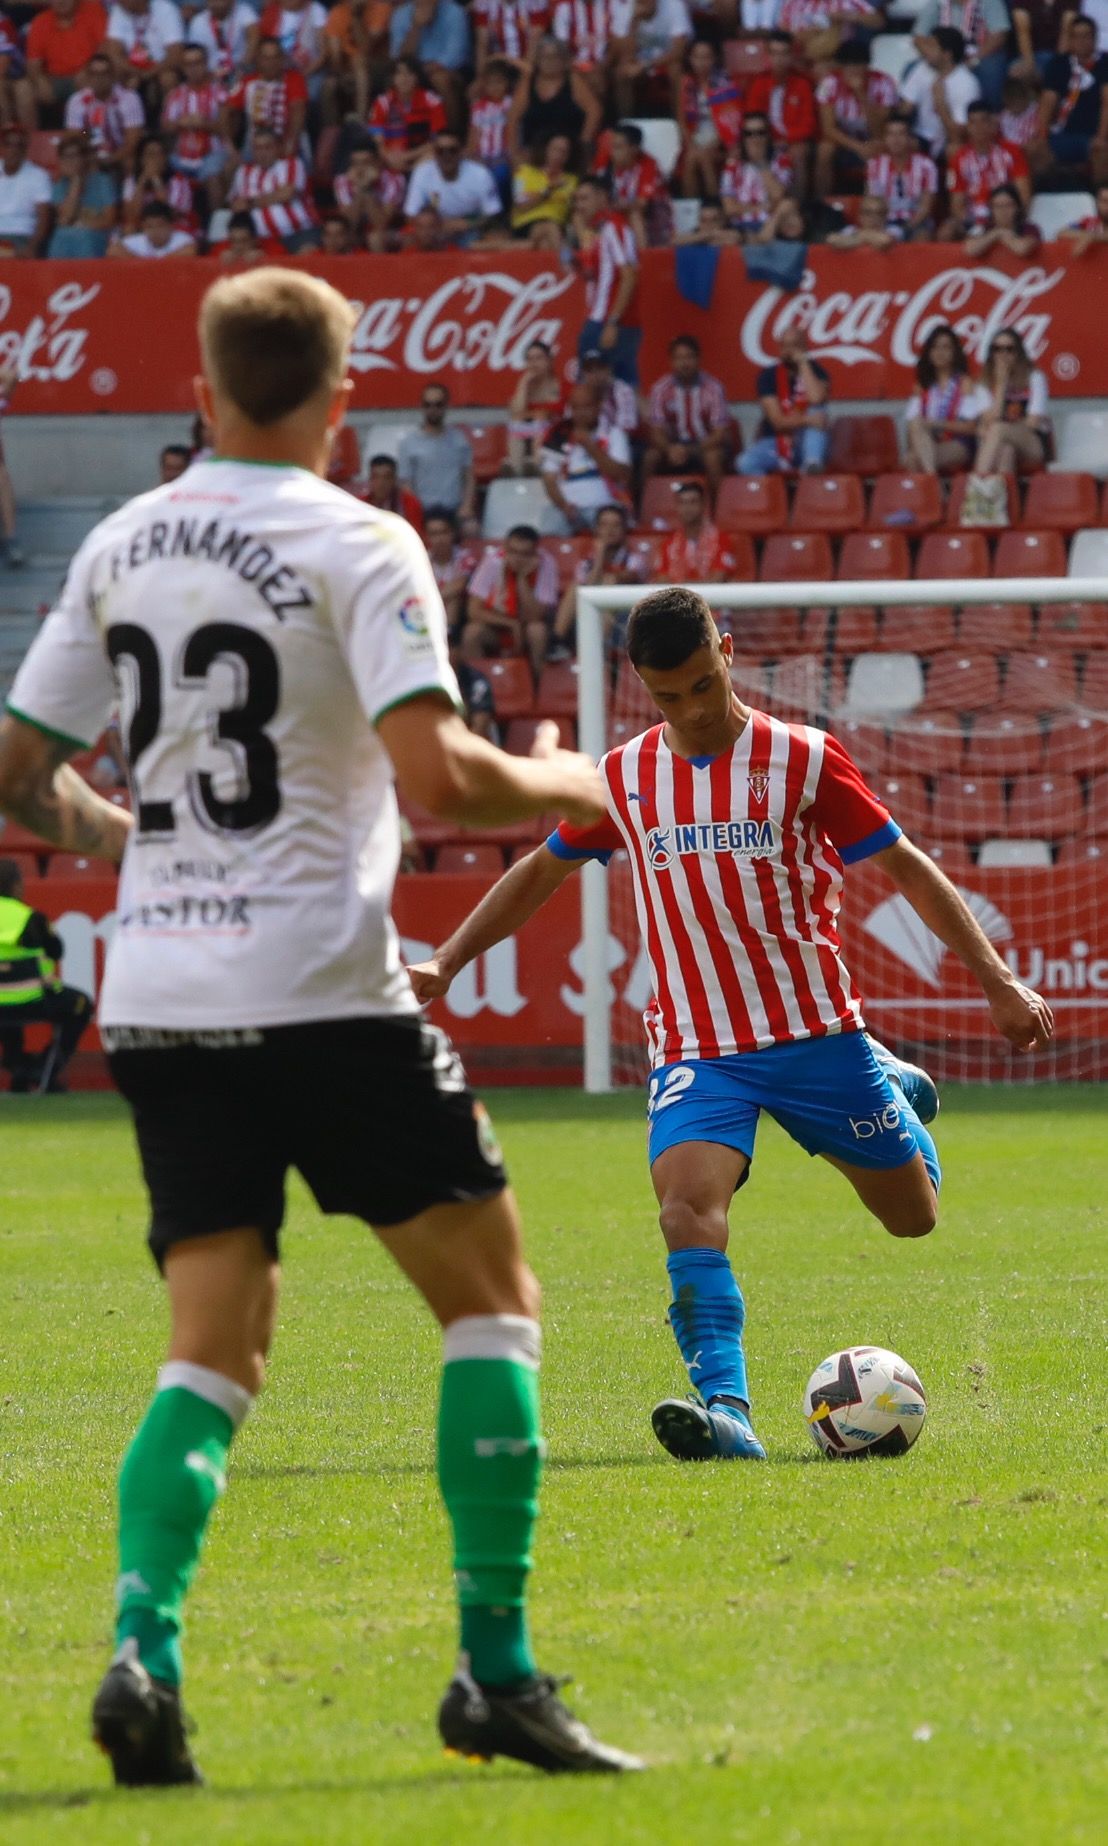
left=575, top=574, right=1108, bottom=1094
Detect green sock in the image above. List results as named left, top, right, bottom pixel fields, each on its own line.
left=114, top=1362, right=251, bottom=1686
left=438, top=1315, right=544, bottom=1689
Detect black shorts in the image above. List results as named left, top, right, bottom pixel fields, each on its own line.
left=106, top=1016, right=507, bottom=1267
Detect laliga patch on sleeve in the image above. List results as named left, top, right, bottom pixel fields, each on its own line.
left=397, top=594, right=434, bottom=656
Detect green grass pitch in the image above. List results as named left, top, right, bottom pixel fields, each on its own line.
left=1, top=1086, right=1105, bottom=1845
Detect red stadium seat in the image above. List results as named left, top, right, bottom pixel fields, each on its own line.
left=543, top=535, right=592, bottom=588
left=433, top=844, right=506, bottom=876
left=0, top=850, right=42, bottom=882
left=832, top=608, right=881, bottom=653
left=964, top=715, right=1045, bottom=775
left=1080, top=653, right=1108, bottom=708
left=834, top=719, right=888, bottom=777
left=759, top=532, right=834, bottom=583
left=729, top=607, right=805, bottom=656
left=791, top=474, right=866, bottom=535
left=482, top=657, right=534, bottom=719
left=837, top=531, right=911, bottom=581
left=28, top=130, right=61, bottom=174
left=923, top=652, right=1002, bottom=711
left=867, top=473, right=943, bottom=537
left=0, top=820, right=52, bottom=856
left=957, top=603, right=1034, bottom=650
left=464, top=424, right=508, bottom=484
left=829, top=415, right=899, bottom=476
left=399, top=798, right=460, bottom=850
left=1056, top=836, right=1108, bottom=864
left=945, top=472, right=1018, bottom=528
left=801, top=608, right=833, bottom=652
left=993, top=530, right=1068, bottom=578
left=46, top=854, right=105, bottom=878
left=327, top=423, right=362, bottom=488
left=870, top=773, right=932, bottom=836
left=932, top=775, right=1008, bottom=837
left=627, top=533, right=665, bottom=577
left=918, top=840, right=974, bottom=874
left=1044, top=715, right=1108, bottom=773
left=1022, top=472, right=1099, bottom=534
left=1006, top=774, right=1081, bottom=838
left=614, top=656, right=658, bottom=722
left=639, top=475, right=706, bottom=531
left=534, top=662, right=579, bottom=719
left=714, top=473, right=788, bottom=537
left=888, top=712, right=965, bottom=775
left=504, top=717, right=575, bottom=754
left=1088, top=774, right=1108, bottom=832
left=767, top=656, right=843, bottom=720
left=608, top=714, right=649, bottom=750
left=724, top=37, right=770, bottom=80
left=999, top=650, right=1080, bottom=712
left=1037, top=601, right=1108, bottom=648
left=876, top=606, right=958, bottom=653
left=731, top=655, right=775, bottom=706
left=915, top=531, right=992, bottom=580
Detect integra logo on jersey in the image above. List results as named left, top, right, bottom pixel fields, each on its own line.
left=647, top=820, right=775, bottom=870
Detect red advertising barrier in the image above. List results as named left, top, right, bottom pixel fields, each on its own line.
left=22, top=862, right=1108, bottom=1089
left=0, top=244, right=1101, bottom=413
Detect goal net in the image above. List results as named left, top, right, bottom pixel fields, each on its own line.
left=575, top=576, right=1108, bottom=1092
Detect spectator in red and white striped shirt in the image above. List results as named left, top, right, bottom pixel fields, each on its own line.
left=222, top=35, right=308, bottom=157
left=720, top=113, right=792, bottom=235
left=162, top=44, right=229, bottom=201
left=592, top=120, right=672, bottom=246
left=334, top=133, right=402, bottom=242
left=814, top=39, right=897, bottom=199
left=121, top=132, right=197, bottom=232
left=944, top=99, right=1030, bottom=235
left=473, top=0, right=550, bottom=68
left=188, top=0, right=259, bottom=83
left=551, top=0, right=630, bottom=96
left=226, top=122, right=319, bottom=246
left=1060, top=178, right=1108, bottom=251
left=463, top=524, right=561, bottom=676
left=466, top=57, right=515, bottom=204
left=643, top=333, right=732, bottom=499
left=64, top=53, right=146, bottom=181
left=570, top=174, right=641, bottom=385
left=658, top=479, right=741, bottom=585
left=864, top=111, right=938, bottom=238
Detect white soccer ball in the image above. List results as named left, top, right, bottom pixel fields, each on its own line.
left=803, top=1346, right=927, bottom=1458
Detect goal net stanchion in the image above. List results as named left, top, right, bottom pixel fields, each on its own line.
left=576, top=575, right=1108, bottom=1095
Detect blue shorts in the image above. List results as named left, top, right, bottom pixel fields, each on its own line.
left=646, top=1031, right=941, bottom=1190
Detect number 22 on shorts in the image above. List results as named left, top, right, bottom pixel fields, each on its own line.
left=647, top=1065, right=696, bottom=1116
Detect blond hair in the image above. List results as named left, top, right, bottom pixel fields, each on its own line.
left=198, top=267, right=357, bottom=427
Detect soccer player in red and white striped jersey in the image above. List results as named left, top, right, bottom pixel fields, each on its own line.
left=411, top=590, right=1052, bottom=1464
left=571, top=175, right=641, bottom=384
left=227, top=125, right=319, bottom=246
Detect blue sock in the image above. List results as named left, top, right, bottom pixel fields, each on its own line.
left=666, top=1248, right=749, bottom=1410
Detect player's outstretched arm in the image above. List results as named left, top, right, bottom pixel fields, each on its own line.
left=0, top=714, right=133, bottom=864
left=378, top=696, right=605, bottom=830
left=874, top=835, right=1054, bottom=1053
left=408, top=845, right=579, bottom=1003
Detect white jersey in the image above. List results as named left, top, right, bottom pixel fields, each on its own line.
left=7, top=457, right=460, bottom=1031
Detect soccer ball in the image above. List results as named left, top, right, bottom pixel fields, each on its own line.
left=803, top=1346, right=927, bottom=1458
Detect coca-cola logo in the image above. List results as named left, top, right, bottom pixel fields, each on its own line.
left=0, top=280, right=100, bottom=382
left=741, top=264, right=1066, bottom=368
left=346, top=269, right=577, bottom=376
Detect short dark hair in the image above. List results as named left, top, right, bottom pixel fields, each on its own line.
left=838, top=39, right=870, bottom=65
left=677, top=479, right=705, bottom=498
left=160, top=441, right=191, bottom=464
left=768, top=28, right=792, bottom=46
left=596, top=502, right=628, bottom=525
left=613, top=120, right=643, bottom=148
left=369, top=453, right=397, bottom=470
left=228, top=210, right=257, bottom=235
left=424, top=504, right=458, bottom=531
left=0, top=858, right=24, bottom=898
left=670, top=332, right=700, bottom=354
left=933, top=24, right=966, bottom=60
left=627, top=587, right=717, bottom=671
left=141, top=199, right=174, bottom=222
left=966, top=100, right=992, bottom=117
left=1072, top=11, right=1096, bottom=26
left=506, top=523, right=539, bottom=544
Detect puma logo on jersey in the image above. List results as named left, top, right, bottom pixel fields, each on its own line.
left=647, top=820, right=775, bottom=870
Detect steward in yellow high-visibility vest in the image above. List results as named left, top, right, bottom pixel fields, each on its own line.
left=0, top=857, right=92, bottom=1093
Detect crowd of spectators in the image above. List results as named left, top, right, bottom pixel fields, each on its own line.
left=1, top=0, right=1107, bottom=288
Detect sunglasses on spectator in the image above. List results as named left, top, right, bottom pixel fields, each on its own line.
left=423, top=396, right=447, bottom=409
left=992, top=342, right=1018, bottom=352
left=744, top=127, right=768, bottom=136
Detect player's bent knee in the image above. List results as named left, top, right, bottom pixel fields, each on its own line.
left=885, top=1196, right=938, bottom=1239
left=658, top=1197, right=727, bottom=1251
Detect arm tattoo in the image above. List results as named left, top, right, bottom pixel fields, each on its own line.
left=3, top=736, right=133, bottom=864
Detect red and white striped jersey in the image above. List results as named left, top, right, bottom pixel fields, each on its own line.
left=470, top=95, right=512, bottom=161
left=720, top=153, right=790, bottom=227
left=474, top=0, right=551, bottom=58
left=551, top=0, right=630, bottom=65
left=948, top=139, right=1028, bottom=224
left=864, top=151, right=938, bottom=224
left=647, top=369, right=730, bottom=442
left=575, top=214, right=639, bottom=323
left=228, top=155, right=317, bottom=239
left=551, top=713, right=900, bottom=1064
left=162, top=79, right=225, bottom=162
left=334, top=163, right=406, bottom=215
left=816, top=68, right=897, bottom=137
left=64, top=84, right=145, bottom=155
left=123, top=170, right=197, bottom=228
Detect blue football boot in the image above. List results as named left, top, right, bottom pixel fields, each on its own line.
left=651, top=1394, right=767, bottom=1462
left=868, top=1038, right=940, bottom=1126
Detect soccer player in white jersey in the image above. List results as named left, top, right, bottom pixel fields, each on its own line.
left=0, top=270, right=643, bottom=1782
left=410, top=589, right=1054, bottom=1463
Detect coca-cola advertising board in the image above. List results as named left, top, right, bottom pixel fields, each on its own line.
left=0, top=245, right=1101, bottom=413
left=24, top=865, right=1108, bottom=1089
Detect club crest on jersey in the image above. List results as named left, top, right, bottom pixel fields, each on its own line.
left=646, top=820, right=775, bottom=870
left=747, top=772, right=771, bottom=805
